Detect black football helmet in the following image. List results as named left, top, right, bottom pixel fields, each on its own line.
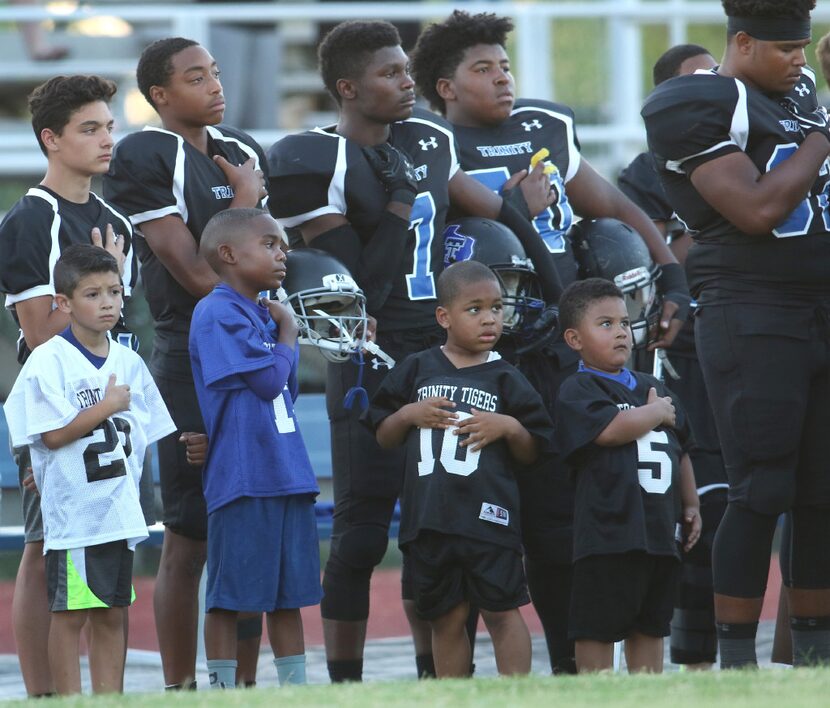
left=443, top=217, right=544, bottom=335
left=569, top=218, right=661, bottom=348
left=279, top=248, right=368, bottom=362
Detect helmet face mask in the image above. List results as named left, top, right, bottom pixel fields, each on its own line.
left=570, top=217, right=661, bottom=350
left=281, top=250, right=368, bottom=362
left=443, top=218, right=544, bottom=336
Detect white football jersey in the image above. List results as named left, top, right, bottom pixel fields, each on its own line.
left=4, top=335, right=175, bottom=552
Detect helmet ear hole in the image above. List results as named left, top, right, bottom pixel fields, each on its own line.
left=281, top=248, right=368, bottom=362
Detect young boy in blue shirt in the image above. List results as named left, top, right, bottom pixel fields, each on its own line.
left=189, top=207, right=321, bottom=688
left=555, top=278, right=701, bottom=673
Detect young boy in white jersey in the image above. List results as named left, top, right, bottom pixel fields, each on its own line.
left=4, top=245, right=175, bottom=694
left=366, top=261, right=553, bottom=677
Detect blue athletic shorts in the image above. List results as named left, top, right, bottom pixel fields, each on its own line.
left=206, top=494, right=322, bottom=613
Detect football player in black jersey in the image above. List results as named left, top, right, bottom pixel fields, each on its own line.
left=555, top=278, right=699, bottom=673
left=267, top=20, right=564, bottom=683
left=103, top=38, right=268, bottom=689
left=643, top=0, right=830, bottom=669
left=367, top=261, right=553, bottom=678
left=409, top=9, right=692, bottom=675
left=0, top=75, right=133, bottom=698
left=619, top=44, right=727, bottom=670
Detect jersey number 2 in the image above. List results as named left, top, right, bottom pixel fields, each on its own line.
left=417, top=412, right=481, bottom=477
left=636, top=430, right=671, bottom=494
left=82, top=417, right=132, bottom=483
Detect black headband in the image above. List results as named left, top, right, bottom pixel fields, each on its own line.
left=727, top=16, right=811, bottom=41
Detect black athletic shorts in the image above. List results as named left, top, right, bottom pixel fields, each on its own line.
left=46, top=540, right=134, bottom=611
left=569, top=551, right=680, bottom=642
left=404, top=530, right=529, bottom=621
left=154, top=373, right=207, bottom=540
left=695, top=302, right=830, bottom=514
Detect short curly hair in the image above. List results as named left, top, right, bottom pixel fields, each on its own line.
left=410, top=11, right=513, bottom=115
left=652, top=44, right=712, bottom=86
left=722, top=0, right=815, bottom=22
left=28, top=75, right=117, bottom=156
left=136, top=37, right=199, bottom=109
left=559, top=278, right=624, bottom=332
left=318, top=21, right=401, bottom=104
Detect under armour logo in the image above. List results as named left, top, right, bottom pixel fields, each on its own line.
left=795, top=83, right=810, bottom=97
left=522, top=120, right=542, bottom=131
left=371, top=357, right=391, bottom=370
left=419, top=137, right=438, bottom=150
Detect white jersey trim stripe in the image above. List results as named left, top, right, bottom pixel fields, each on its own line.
left=140, top=126, right=188, bottom=224
left=206, top=125, right=269, bottom=209
left=23, top=187, right=62, bottom=301
left=91, top=192, right=135, bottom=296
left=729, top=79, right=749, bottom=152
left=511, top=105, right=581, bottom=181
left=129, top=204, right=180, bottom=226
left=4, top=283, right=55, bottom=307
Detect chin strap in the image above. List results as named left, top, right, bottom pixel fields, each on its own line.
left=343, top=350, right=370, bottom=411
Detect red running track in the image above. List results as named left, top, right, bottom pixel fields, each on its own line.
left=0, top=562, right=783, bottom=654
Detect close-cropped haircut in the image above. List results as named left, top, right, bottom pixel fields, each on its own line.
left=54, top=244, right=120, bottom=297
left=28, top=75, right=117, bottom=156
left=200, top=207, right=271, bottom=271
left=652, top=44, right=712, bottom=86
left=722, top=0, right=815, bottom=26
left=411, top=10, right=514, bottom=115
left=437, top=260, right=499, bottom=307
left=559, top=278, right=624, bottom=332
left=318, top=21, right=401, bottom=104
left=137, top=37, right=199, bottom=109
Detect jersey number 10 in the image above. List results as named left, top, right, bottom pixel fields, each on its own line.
left=417, top=412, right=481, bottom=477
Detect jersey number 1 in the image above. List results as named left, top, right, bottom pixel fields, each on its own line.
left=417, top=412, right=481, bottom=477
left=406, top=192, right=437, bottom=300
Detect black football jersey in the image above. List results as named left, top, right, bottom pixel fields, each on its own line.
left=0, top=186, right=137, bottom=363
left=366, top=346, right=553, bottom=550
left=452, top=99, right=582, bottom=287
left=267, top=108, right=459, bottom=331
left=555, top=370, right=691, bottom=561
left=643, top=67, right=830, bottom=303
left=104, top=124, right=268, bottom=376
left=618, top=151, right=675, bottom=224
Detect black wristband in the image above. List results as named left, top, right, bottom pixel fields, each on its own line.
left=657, top=262, right=691, bottom=321
left=389, top=188, right=416, bottom=207
left=501, top=185, right=532, bottom=222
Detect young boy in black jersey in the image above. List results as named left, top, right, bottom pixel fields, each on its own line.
left=409, top=10, right=692, bottom=674
left=0, top=74, right=134, bottom=697
left=366, top=261, right=553, bottom=678
left=555, top=278, right=701, bottom=673
left=103, top=37, right=268, bottom=689
left=268, top=19, right=564, bottom=682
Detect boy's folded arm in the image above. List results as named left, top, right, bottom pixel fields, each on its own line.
left=40, top=399, right=118, bottom=450
left=239, top=344, right=295, bottom=400
left=594, top=404, right=665, bottom=447
left=376, top=405, right=414, bottom=449
left=502, top=415, right=539, bottom=464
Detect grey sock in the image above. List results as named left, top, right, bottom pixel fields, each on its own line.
left=207, top=659, right=238, bottom=689
left=716, top=622, right=758, bottom=669
left=274, top=655, right=307, bottom=686
left=791, top=616, right=830, bottom=667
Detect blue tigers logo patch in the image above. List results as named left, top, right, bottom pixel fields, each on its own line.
left=443, top=225, right=476, bottom=266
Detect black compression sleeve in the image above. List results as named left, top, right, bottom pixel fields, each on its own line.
left=497, top=200, right=564, bottom=303
left=311, top=210, right=412, bottom=313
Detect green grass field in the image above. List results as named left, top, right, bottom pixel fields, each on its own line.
left=5, top=670, right=830, bottom=708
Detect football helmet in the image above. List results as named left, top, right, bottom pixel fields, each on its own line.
left=443, top=217, right=544, bottom=335
left=279, top=248, right=368, bottom=362
left=569, top=218, right=661, bottom=348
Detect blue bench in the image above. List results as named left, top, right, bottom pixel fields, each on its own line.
left=0, top=395, right=400, bottom=549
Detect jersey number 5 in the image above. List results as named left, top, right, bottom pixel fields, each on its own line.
left=417, top=412, right=481, bottom=477
left=83, top=417, right=132, bottom=483
left=636, top=429, right=671, bottom=494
